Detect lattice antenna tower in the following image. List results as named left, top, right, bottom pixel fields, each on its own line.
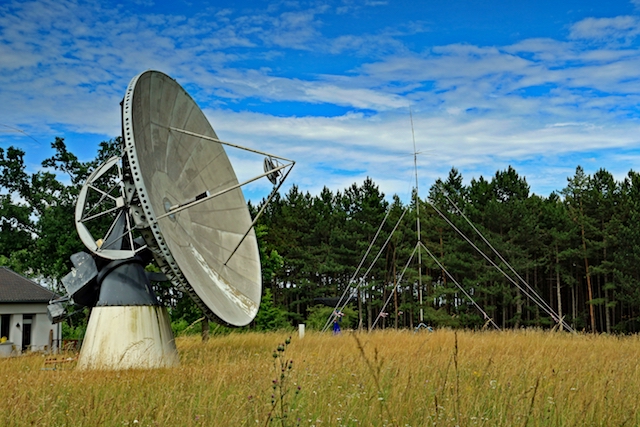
left=410, top=107, right=425, bottom=323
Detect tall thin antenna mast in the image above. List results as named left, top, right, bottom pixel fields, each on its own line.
left=410, top=107, right=424, bottom=323
left=370, top=110, right=498, bottom=331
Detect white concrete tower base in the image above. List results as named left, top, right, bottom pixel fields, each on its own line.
left=77, top=306, right=179, bottom=370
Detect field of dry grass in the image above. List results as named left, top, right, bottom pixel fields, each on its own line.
left=1, top=329, right=639, bottom=426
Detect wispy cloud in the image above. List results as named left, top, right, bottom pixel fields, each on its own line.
left=569, top=15, right=640, bottom=44
left=2, top=0, right=640, bottom=201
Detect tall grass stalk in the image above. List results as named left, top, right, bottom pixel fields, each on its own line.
left=353, top=333, right=396, bottom=427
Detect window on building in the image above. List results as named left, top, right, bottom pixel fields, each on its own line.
left=0, top=314, right=9, bottom=340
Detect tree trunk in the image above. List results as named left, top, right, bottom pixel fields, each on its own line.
left=604, top=285, right=611, bottom=334
left=367, top=288, right=372, bottom=330
left=571, top=282, right=577, bottom=330
left=603, top=235, right=611, bottom=334
left=580, top=221, right=596, bottom=332
left=502, top=291, right=507, bottom=328
left=201, top=317, right=209, bottom=342
left=394, top=246, right=398, bottom=329
left=357, top=287, right=363, bottom=330
left=439, top=229, right=446, bottom=286
left=556, top=244, right=563, bottom=331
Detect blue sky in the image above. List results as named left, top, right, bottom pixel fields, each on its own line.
left=3, top=0, right=640, bottom=203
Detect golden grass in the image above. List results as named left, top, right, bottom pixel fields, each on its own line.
left=1, top=329, right=639, bottom=426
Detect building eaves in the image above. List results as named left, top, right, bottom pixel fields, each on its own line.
left=0, top=267, right=58, bottom=303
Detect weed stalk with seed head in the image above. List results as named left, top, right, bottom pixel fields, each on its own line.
left=265, top=337, right=300, bottom=427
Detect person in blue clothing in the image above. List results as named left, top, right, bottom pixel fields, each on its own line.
left=333, top=310, right=343, bottom=334
left=333, top=318, right=341, bottom=334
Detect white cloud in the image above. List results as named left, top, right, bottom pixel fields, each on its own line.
left=3, top=0, right=640, bottom=202
left=569, top=16, right=640, bottom=43
left=302, top=85, right=407, bottom=110
left=204, top=101, right=640, bottom=201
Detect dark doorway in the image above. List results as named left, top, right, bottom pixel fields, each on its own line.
left=0, top=314, right=9, bottom=340
left=22, top=314, right=32, bottom=351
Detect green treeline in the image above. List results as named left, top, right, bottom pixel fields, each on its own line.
left=254, top=165, right=640, bottom=333
left=2, top=139, right=640, bottom=333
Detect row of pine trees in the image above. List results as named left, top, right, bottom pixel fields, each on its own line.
left=254, top=165, right=640, bottom=333
left=3, top=139, right=640, bottom=333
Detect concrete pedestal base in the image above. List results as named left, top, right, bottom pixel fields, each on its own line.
left=77, top=306, right=179, bottom=370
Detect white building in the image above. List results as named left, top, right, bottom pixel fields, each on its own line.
left=0, top=267, right=61, bottom=354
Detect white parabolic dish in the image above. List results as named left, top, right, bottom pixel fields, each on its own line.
left=122, top=70, right=261, bottom=327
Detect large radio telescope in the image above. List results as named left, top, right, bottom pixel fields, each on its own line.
left=49, top=70, right=294, bottom=370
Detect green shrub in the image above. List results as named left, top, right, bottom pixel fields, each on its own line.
left=253, top=288, right=291, bottom=331
left=61, top=321, right=86, bottom=340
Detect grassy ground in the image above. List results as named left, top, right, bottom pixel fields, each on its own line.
left=1, top=329, right=639, bottom=426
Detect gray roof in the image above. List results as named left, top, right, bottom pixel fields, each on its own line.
left=0, top=267, right=57, bottom=303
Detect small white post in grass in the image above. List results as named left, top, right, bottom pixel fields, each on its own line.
left=298, top=324, right=305, bottom=339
